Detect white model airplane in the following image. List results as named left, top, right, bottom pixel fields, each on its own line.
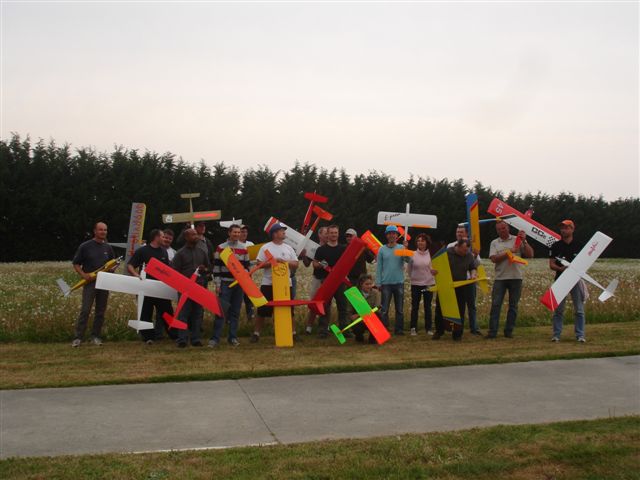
left=220, top=218, right=243, bottom=228
left=377, top=205, right=438, bottom=231
left=540, top=231, right=618, bottom=311
left=95, top=268, right=178, bottom=331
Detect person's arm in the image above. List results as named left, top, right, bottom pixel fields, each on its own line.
left=73, top=263, right=91, bottom=281
left=489, top=239, right=508, bottom=264
left=127, top=263, right=139, bottom=277
left=518, top=231, right=534, bottom=259
left=375, top=249, right=383, bottom=287
left=549, top=257, right=565, bottom=273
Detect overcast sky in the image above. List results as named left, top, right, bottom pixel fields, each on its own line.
left=2, top=1, right=638, bottom=200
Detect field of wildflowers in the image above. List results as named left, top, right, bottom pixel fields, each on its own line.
left=0, top=259, right=637, bottom=342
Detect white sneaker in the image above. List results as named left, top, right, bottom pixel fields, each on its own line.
left=92, top=337, right=103, bottom=346
left=208, top=339, right=219, bottom=348
left=71, top=338, right=81, bottom=347
left=577, top=336, right=586, bottom=343
left=427, top=330, right=434, bottom=336
left=551, top=336, right=560, bottom=342
left=305, top=326, right=313, bottom=334
left=410, top=328, right=417, bottom=336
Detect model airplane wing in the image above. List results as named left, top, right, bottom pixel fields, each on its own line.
left=430, top=248, right=462, bottom=325
left=361, top=230, right=382, bottom=256
left=487, top=198, right=560, bottom=248
left=162, top=211, right=222, bottom=224
left=263, top=217, right=320, bottom=259
left=466, top=194, right=481, bottom=253
left=219, top=247, right=268, bottom=308
left=95, top=272, right=178, bottom=301
left=377, top=211, right=438, bottom=229
left=219, top=218, right=242, bottom=228
left=146, top=258, right=222, bottom=316
left=343, top=286, right=391, bottom=344
left=540, top=231, right=615, bottom=311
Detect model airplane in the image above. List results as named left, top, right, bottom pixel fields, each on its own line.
left=330, top=286, right=391, bottom=345
left=162, top=193, right=221, bottom=227
left=56, top=257, right=122, bottom=297
left=428, top=248, right=488, bottom=324
left=378, top=204, right=437, bottom=254
left=361, top=230, right=382, bottom=256
left=145, top=258, right=222, bottom=330
left=540, top=231, right=618, bottom=311
left=301, top=192, right=329, bottom=234
left=220, top=247, right=269, bottom=307
left=487, top=198, right=559, bottom=248
left=109, top=202, right=146, bottom=266
left=95, top=269, right=178, bottom=331
left=219, top=218, right=242, bottom=228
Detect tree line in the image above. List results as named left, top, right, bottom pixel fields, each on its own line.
left=1, top=133, right=638, bottom=262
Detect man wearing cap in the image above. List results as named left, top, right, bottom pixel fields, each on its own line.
left=548, top=220, right=586, bottom=342
left=346, top=228, right=375, bottom=286
left=313, top=225, right=347, bottom=338
left=376, top=225, right=410, bottom=335
left=250, top=222, right=299, bottom=343
left=486, top=221, right=534, bottom=339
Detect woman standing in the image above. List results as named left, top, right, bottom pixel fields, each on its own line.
left=407, top=233, right=436, bottom=336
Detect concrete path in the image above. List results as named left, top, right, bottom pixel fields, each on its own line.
left=2, top=356, right=639, bottom=458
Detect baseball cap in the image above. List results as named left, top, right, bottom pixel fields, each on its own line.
left=345, top=228, right=357, bottom=236
left=559, top=219, right=575, bottom=228
left=269, top=222, right=287, bottom=236
left=385, top=225, right=399, bottom=234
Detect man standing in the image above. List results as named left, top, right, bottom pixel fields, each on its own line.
left=313, top=225, right=347, bottom=338
left=250, top=223, right=299, bottom=343
left=486, top=221, right=534, bottom=339
left=127, top=229, right=174, bottom=344
left=376, top=225, right=409, bottom=335
left=346, top=228, right=375, bottom=285
left=433, top=239, right=478, bottom=341
left=448, top=226, right=481, bottom=335
left=210, top=224, right=248, bottom=347
left=71, top=222, right=115, bottom=347
left=549, top=220, right=586, bottom=342
left=171, top=228, right=212, bottom=348
left=162, top=229, right=176, bottom=261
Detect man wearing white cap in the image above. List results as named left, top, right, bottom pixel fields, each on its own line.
left=250, top=222, right=299, bottom=343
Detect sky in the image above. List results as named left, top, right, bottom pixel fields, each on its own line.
left=2, top=1, right=638, bottom=200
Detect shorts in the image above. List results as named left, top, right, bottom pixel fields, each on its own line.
left=309, top=276, right=322, bottom=298
left=256, top=285, right=274, bottom=317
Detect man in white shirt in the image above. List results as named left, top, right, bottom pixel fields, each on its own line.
left=250, top=222, right=299, bottom=343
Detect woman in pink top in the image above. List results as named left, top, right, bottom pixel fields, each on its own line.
left=407, top=234, right=436, bottom=336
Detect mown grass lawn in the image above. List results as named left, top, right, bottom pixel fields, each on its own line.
left=2, top=416, right=638, bottom=480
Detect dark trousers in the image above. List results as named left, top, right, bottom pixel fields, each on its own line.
left=318, top=283, right=347, bottom=333
left=410, top=285, right=433, bottom=332
left=177, top=298, right=204, bottom=345
left=434, top=286, right=467, bottom=339
left=75, top=283, right=109, bottom=339
left=140, top=297, right=174, bottom=341
left=488, top=279, right=523, bottom=337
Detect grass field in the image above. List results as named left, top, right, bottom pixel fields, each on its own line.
left=2, top=416, right=638, bottom=479
left=0, top=258, right=638, bottom=343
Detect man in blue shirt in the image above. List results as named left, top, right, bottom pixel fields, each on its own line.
left=376, top=225, right=409, bottom=335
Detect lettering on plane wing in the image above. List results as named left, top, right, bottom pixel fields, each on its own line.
left=165, top=215, right=173, bottom=223
left=494, top=201, right=505, bottom=215
left=588, top=242, right=598, bottom=256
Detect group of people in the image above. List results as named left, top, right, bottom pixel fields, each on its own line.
left=69, top=217, right=588, bottom=348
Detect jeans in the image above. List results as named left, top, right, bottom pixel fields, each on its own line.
left=380, top=283, right=405, bottom=334
left=318, top=284, right=348, bottom=333
left=75, top=283, right=109, bottom=339
left=552, top=283, right=585, bottom=338
left=139, top=297, right=174, bottom=341
left=410, top=285, right=433, bottom=332
left=177, top=297, right=204, bottom=345
left=211, top=282, right=243, bottom=343
left=488, top=279, right=523, bottom=337
left=466, top=284, right=479, bottom=333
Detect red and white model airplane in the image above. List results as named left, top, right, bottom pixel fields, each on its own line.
left=487, top=198, right=560, bottom=248
left=540, top=231, right=618, bottom=311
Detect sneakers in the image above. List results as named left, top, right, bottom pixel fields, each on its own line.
left=208, top=339, right=219, bottom=348
left=230, top=338, right=240, bottom=347
left=471, top=331, right=482, bottom=336
left=551, top=336, right=560, bottom=342
left=577, top=336, right=586, bottom=343
left=427, top=330, right=434, bottom=336
left=305, top=326, right=313, bottom=335
left=71, top=338, right=81, bottom=348
left=395, top=330, right=405, bottom=336
left=250, top=333, right=260, bottom=343
left=145, top=339, right=154, bottom=346
left=410, top=328, right=417, bottom=336
left=91, top=337, right=103, bottom=346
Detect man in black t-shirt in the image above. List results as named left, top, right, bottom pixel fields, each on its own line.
left=71, top=222, right=115, bottom=347
left=548, top=220, right=586, bottom=342
left=127, top=229, right=176, bottom=343
left=313, top=225, right=348, bottom=338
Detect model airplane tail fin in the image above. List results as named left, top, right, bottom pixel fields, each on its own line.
left=598, top=278, right=618, bottom=302
left=128, top=320, right=155, bottom=331
left=56, top=278, right=71, bottom=297
left=540, top=288, right=559, bottom=312
left=329, top=324, right=347, bottom=344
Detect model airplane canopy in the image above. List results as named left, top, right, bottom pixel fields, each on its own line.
left=487, top=198, right=559, bottom=248
left=162, top=193, right=221, bottom=225
left=540, top=231, right=618, bottom=311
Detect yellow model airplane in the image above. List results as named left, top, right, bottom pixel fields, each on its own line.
left=56, top=257, right=122, bottom=297
left=428, top=248, right=488, bottom=324
left=162, top=193, right=221, bottom=226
